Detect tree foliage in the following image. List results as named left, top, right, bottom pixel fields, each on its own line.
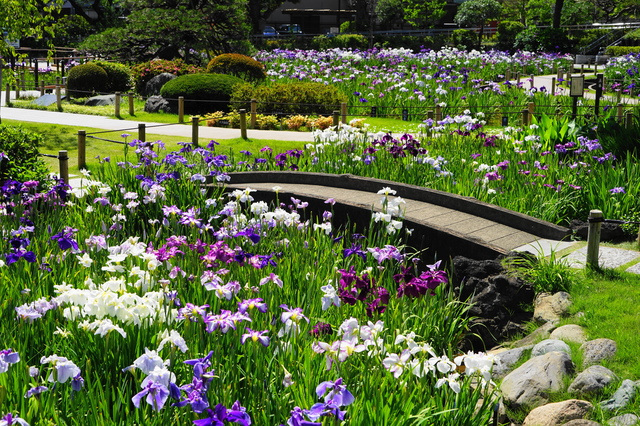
left=79, top=0, right=251, bottom=64
left=0, top=0, right=61, bottom=57
left=454, top=0, right=502, bottom=47
left=403, top=0, right=447, bottom=28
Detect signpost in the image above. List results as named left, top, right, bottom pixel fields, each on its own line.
left=570, top=75, right=584, bottom=120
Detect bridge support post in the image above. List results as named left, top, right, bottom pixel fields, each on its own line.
left=586, top=210, right=602, bottom=269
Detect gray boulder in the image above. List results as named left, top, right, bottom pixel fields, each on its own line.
left=600, top=379, right=637, bottom=412
left=581, top=338, right=617, bottom=366
left=491, top=346, right=532, bottom=379
left=84, top=94, right=121, bottom=106
left=144, top=95, right=172, bottom=114
left=144, top=72, right=176, bottom=96
left=549, top=324, right=588, bottom=344
left=522, top=399, right=593, bottom=426
left=608, top=413, right=640, bottom=426
left=563, top=420, right=602, bottom=425
left=531, top=339, right=571, bottom=357
left=568, top=365, right=617, bottom=396
left=501, top=351, right=574, bottom=410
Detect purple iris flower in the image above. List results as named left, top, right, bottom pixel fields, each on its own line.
left=24, top=385, right=49, bottom=398
left=0, top=413, right=30, bottom=426
left=132, top=381, right=171, bottom=411
left=315, top=378, right=354, bottom=407
left=193, top=401, right=251, bottom=426
left=241, top=328, right=270, bottom=347
left=184, top=351, right=214, bottom=379
left=0, top=349, right=20, bottom=373
left=50, top=227, right=79, bottom=251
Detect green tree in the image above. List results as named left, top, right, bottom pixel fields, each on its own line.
left=454, top=0, right=502, bottom=48
left=247, top=0, right=299, bottom=34
left=404, top=0, right=447, bottom=28
left=80, top=0, right=251, bottom=63
left=0, top=0, right=61, bottom=57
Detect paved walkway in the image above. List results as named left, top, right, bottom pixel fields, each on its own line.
left=0, top=91, right=315, bottom=143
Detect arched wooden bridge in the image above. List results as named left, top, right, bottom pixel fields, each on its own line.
left=225, top=172, right=571, bottom=261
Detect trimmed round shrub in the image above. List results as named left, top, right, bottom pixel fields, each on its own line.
left=160, top=73, right=244, bottom=115
left=131, top=59, right=204, bottom=95
left=66, top=63, right=108, bottom=97
left=206, top=54, right=266, bottom=83
left=91, top=60, right=132, bottom=93
left=230, top=81, right=347, bottom=116
left=0, top=125, right=49, bottom=184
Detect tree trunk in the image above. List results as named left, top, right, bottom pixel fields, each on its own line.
left=552, top=0, right=564, bottom=28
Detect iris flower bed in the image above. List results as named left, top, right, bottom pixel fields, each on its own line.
left=252, top=47, right=583, bottom=120
left=0, top=139, right=498, bottom=425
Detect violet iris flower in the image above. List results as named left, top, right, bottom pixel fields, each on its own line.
left=241, top=328, right=270, bottom=347
left=193, top=401, right=251, bottom=426
left=0, top=349, right=19, bottom=373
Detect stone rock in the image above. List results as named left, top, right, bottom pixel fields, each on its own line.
left=501, top=351, right=574, bottom=411
left=531, top=339, right=571, bottom=357
left=144, top=72, right=176, bottom=96
left=534, top=292, right=572, bottom=323
left=568, top=365, right=617, bottom=395
left=607, top=414, right=640, bottom=426
left=453, top=256, right=535, bottom=350
left=491, top=346, right=532, bottom=379
left=549, top=324, right=588, bottom=344
left=600, top=379, right=637, bottom=412
left=563, top=420, right=602, bottom=426
left=522, top=399, right=593, bottom=426
left=513, top=321, right=557, bottom=347
left=144, top=95, right=172, bottom=114
left=84, top=94, right=120, bottom=106
left=581, top=338, right=617, bottom=366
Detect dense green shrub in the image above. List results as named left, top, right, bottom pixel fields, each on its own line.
left=131, top=59, right=204, bottom=95
left=160, top=73, right=244, bottom=115
left=91, top=60, right=132, bottom=93
left=0, top=125, right=50, bottom=184
left=230, top=81, right=347, bottom=116
left=340, top=21, right=356, bottom=33
left=514, top=26, right=571, bottom=53
left=620, top=28, right=640, bottom=46
left=312, top=34, right=368, bottom=50
left=496, top=21, right=525, bottom=51
left=606, top=46, right=640, bottom=56
left=452, top=29, right=478, bottom=50
left=66, top=63, right=109, bottom=97
left=373, top=34, right=445, bottom=51
left=206, top=53, right=266, bottom=82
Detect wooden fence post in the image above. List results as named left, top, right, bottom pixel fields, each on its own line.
left=40, top=81, right=45, bottom=96
left=617, top=103, right=623, bottom=122
left=128, top=93, right=134, bottom=116
left=435, top=105, right=442, bottom=122
left=341, top=102, right=347, bottom=124
left=586, top=209, right=603, bottom=269
left=551, top=77, right=556, bottom=95
left=332, top=110, right=340, bottom=127
left=239, top=109, right=247, bottom=140
left=625, top=111, right=634, bottom=129
left=178, top=97, right=185, bottom=123
left=5, top=84, right=9, bottom=105
left=77, top=130, right=86, bottom=170
left=522, top=109, right=529, bottom=127
left=55, top=85, right=62, bottom=111
left=250, top=99, right=257, bottom=128
left=58, top=150, right=69, bottom=184
left=115, top=92, right=121, bottom=117
left=529, top=74, right=534, bottom=90
left=191, top=116, right=199, bottom=147
left=138, top=123, right=146, bottom=142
